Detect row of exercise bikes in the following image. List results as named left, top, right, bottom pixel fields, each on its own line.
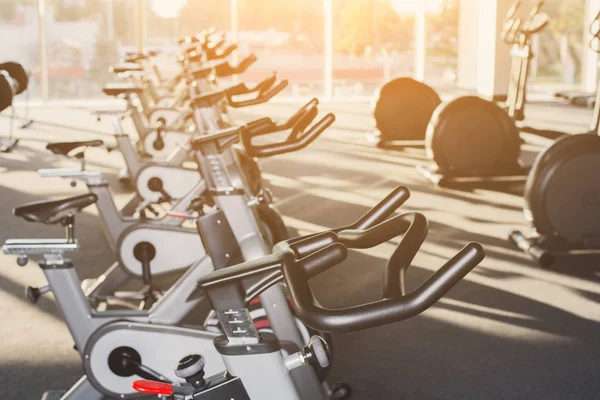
left=2, top=31, right=485, bottom=399
left=371, top=0, right=600, bottom=267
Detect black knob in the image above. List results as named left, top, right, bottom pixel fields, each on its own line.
left=175, top=354, right=206, bottom=389
left=25, top=286, right=41, bottom=303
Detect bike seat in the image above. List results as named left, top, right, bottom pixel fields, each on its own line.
left=110, top=63, right=144, bottom=74
left=13, top=193, right=98, bottom=223
left=46, top=140, right=103, bottom=156
left=102, top=84, right=143, bottom=97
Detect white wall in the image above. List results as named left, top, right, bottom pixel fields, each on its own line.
left=456, top=0, right=517, bottom=97
left=456, top=0, right=479, bottom=89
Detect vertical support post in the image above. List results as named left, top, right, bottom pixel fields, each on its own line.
left=476, top=0, right=513, bottom=98
left=414, top=1, right=426, bottom=82
left=583, top=0, right=600, bottom=92
left=38, top=0, right=49, bottom=101
left=231, top=0, right=239, bottom=84
left=456, top=0, right=479, bottom=89
left=135, top=0, right=147, bottom=52
left=323, top=0, right=334, bottom=100
left=106, top=0, right=115, bottom=42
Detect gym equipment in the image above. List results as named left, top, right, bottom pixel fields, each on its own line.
left=509, top=9, right=600, bottom=267
left=368, top=1, right=525, bottom=149
left=132, top=191, right=485, bottom=400
left=40, top=104, right=333, bottom=304
left=368, top=77, right=441, bottom=148
left=5, top=185, right=414, bottom=399
left=0, top=61, right=29, bottom=152
left=102, top=71, right=285, bottom=165
left=416, top=1, right=571, bottom=189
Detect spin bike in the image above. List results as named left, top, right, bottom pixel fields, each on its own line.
left=5, top=185, right=413, bottom=400
left=39, top=102, right=333, bottom=305
left=131, top=192, right=485, bottom=400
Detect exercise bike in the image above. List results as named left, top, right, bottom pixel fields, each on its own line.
left=130, top=193, right=485, bottom=400
left=4, top=185, right=413, bottom=399
left=509, top=9, right=600, bottom=267
left=39, top=103, right=333, bottom=305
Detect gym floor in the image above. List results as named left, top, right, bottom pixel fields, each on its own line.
left=0, top=98, right=599, bottom=400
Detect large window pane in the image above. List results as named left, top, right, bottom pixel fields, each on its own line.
left=0, top=2, right=41, bottom=98
left=237, top=0, right=325, bottom=98
left=43, top=0, right=136, bottom=99
left=332, top=0, right=460, bottom=99
left=530, top=0, right=586, bottom=90
left=147, top=0, right=231, bottom=87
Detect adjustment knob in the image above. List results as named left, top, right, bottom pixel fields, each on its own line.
left=175, top=354, right=206, bottom=389
left=305, top=336, right=330, bottom=368
left=16, top=255, right=28, bottom=266
left=25, top=285, right=50, bottom=303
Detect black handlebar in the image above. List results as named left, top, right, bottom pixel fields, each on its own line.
left=335, top=186, right=410, bottom=232
left=196, top=187, right=485, bottom=334
left=283, top=241, right=484, bottom=333
left=245, top=99, right=320, bottom=137
left=206, top=43, right=238, bottom=61
left=227, top=79, right=288, bottom=108
left=241, top=112, right=334, bottom=158
left=214, top=54, right=257, bottom=77
left=189, top=74, right=287, bottom=109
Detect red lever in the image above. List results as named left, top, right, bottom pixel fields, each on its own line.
left=132, top=380, right=173, bottom=395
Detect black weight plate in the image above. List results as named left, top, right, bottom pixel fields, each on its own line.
left=426, top=96, right=520, bottom=174
left=373, top=77, right=441, bottom=141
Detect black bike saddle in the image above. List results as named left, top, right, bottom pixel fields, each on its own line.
left=13, top=193, right=98, bottom=223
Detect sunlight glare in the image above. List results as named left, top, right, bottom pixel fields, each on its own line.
left=151, top=0, right=187, bottom=18
left=390, top=0, right=444, bottom=15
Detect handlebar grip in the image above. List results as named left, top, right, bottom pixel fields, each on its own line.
left=288, top=231, right=338, bottom=259
left=409, top=242, right=484, bottom=306
left=246, top=117, right=275, bottom=134
left=298, top=243, right=348, bottom=278
left=287, top=98, right=319, bottom=128
left=337, top=186, right=410, bottom=232
left=256, top=75, right=278, bottom=95
left=217, top=44, right=238, bottom=59
left=289, top=106, right=318, bottom=140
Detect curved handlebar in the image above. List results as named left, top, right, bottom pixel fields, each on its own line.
left=245, top=99, right=320, bottom=137
left=194, top=187, right=484, bottom=335
left=283, top=241, right=484, bottom=333
left=206, top=43, right=238, bottom=61
left=242, top=112, right=334, bottom=158
left=335, top=186, right=410, bottom=232
left=214, top=54, right=257, bottom=77
left=227, top=79, right=288, bottom=108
